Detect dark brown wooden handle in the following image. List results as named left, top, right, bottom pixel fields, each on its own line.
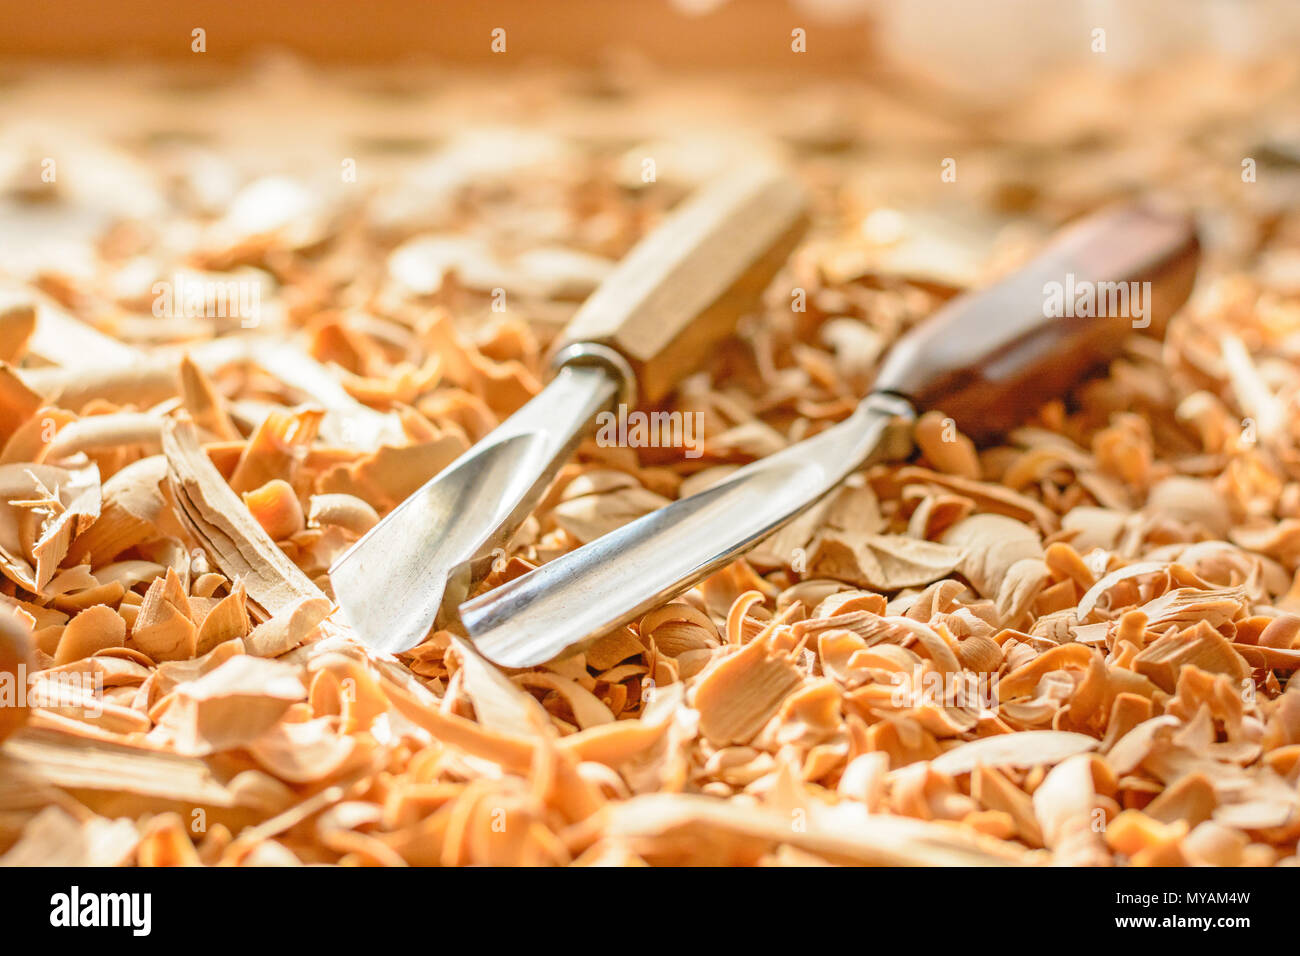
left=553, top=162, right=808, bottom=403
left=871, top=203, right=1200, bottom=441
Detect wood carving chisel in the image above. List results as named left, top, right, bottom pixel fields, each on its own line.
left=330, top=162, right=808, bottom=654
left=460, top=202, right=1201, bottom=667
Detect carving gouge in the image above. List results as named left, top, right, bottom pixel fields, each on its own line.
left=461, top=203, right=1201, bottom=667
left=330, top=162, right=809, bottom=655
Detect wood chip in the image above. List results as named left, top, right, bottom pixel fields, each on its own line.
left=1133, top=621, right=1251, bottom=693
left=805, top=532, right=961, bottom=590
left=163, top=417, right=325, bottom=620
left=152, top=655, right=305, bottom=756
left=694, top=633, right=803, bottom=746
left=931, top=731, right=1100, bottom=776
left=0, top=604, right=34, bottom=742
left=54, top=604, right=125, bottom=665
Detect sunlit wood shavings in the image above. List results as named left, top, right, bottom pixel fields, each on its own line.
left=0, top=366, right=42, bottom=448
left=693, top=632, right=803, bottom=747
left=63, top=457, right=171, bottom=567
left=0, top=461, right=100, bottom=594
left=0, top=604, right=35, bottom=743
left=162, top=417, right=325, bottom=620
left=244, top=595, right=327, bottom=658
left=587, top=792, right=1031, bottom=865
left=449, top=636, right=553, bottom=738
left=930, top=731, right=1100, bottom=777
left=44, top=412, right=164, bottom=461
left=5, top=281, right=142, bottom=370
left=0, top=292, right=37, bottom=364
left=0, top=805, right=138, bottom=866
left=307, top=493, right=379, bottom=536
left=150, top=655, right=306, bottom=757
left=53, top=604, right=125, bottom=665
left=805, top=532, right=961, bottom=591
left=1, top=58, right=1298, bottom=867
left=0, top=724, right=292, bottom=814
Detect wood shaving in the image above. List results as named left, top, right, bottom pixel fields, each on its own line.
left=162, top=418, right=325, bottom=620
left=0, top=605, right=34, bottom=743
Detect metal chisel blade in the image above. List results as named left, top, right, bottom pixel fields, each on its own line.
left=329, top=363, right=618, bottom=655
left=460, top=393, right=915, bottom=667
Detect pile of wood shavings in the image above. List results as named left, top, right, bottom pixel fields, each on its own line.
left=2, top=60, right=1300, bottom=866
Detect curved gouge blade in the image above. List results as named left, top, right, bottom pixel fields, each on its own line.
left=462, top=202, right=1200, bottom=667
left=331, top=161, right=809, bottom=655
left=330, top=364, right=617, bottom=656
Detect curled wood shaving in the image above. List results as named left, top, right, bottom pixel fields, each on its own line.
left=0, top=462, right=101, bottom=593
left=693, top=632, right=803, bottom=746
left=0, top=604, right=34, bottom=743
left=1133, top=621, right=1251, bottom=692
left=805, top=532, right=961, bottom=590
left=449, top=636, right=551, bottom=737
left=64, top=456, right=171, bottom=566
left=943, top=513, right=1044, bottom=599
left=162, top=417, right=325, bottom=620
left=307, top=493, right=379, bottom=536
left=244, top=596, right=329, bottom=658
left=44, top=413, right=163, bottom=460
left=54, top=604, right=125, bottom=665
left=152, top=655, right=306, bottom=756
left=242, top=479, right=305, bottom=541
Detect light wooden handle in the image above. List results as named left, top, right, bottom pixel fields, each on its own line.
left=554, top=162, right=809, bottom=403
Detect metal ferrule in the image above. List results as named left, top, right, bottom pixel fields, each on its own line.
left=551, top=342, right=637, bottom=411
